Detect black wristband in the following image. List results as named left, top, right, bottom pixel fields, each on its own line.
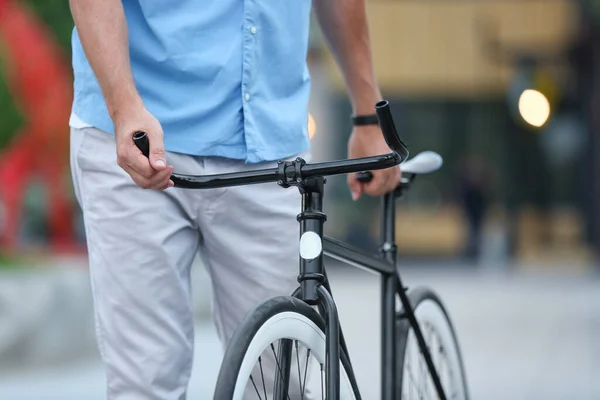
left=351, top=114, right=379, bottom=126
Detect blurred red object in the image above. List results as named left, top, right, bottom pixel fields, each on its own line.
left=0, top=0, right=79, bottom=254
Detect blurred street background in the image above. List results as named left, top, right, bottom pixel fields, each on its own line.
left=1, top=0, right=600, bottom=399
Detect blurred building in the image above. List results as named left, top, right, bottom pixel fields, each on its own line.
left=307, top=0, right=598, bottom=269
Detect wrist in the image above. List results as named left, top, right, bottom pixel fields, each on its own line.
left=352, top=124, right=381, bottom=137
left=351, top=113, right=379, bottom=127
left=106, top=87, right=144, bottom=122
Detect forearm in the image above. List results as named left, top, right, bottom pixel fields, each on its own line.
left=69, top=0, right=141, bottom=120
left=313, top=0, right=381, bottom=115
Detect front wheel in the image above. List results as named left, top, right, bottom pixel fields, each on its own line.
left=214, top=296, right=360, bottom=400
left=396, top=287, right=469, bottom=400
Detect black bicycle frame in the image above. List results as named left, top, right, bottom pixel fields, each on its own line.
left=290, top=179, right=448, bottom=400
left=131, top=98, right=444, bottom=398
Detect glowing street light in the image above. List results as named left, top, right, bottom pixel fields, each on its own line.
left=518, top=89, right=551, bottom=128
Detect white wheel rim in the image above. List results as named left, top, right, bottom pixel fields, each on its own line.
left=402, top=300, right=466, bottom=399
left=233, top=311, right=356, bottom=400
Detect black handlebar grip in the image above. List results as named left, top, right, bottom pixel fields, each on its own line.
left=356, top=171, right=373, bottom=183
left=374, top=100, right=407, bottom=158
left=132, top=131, right=150, bottom=158
left=354, top=101, right=403, bottom=185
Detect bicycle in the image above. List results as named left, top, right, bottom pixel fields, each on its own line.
left=134, top=100, right=469, bottom=400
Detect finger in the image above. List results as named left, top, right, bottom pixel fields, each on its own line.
left=385, top=167, right=401, bottom=193
left=382, top=170, right=400, bottom=194
left=118, top=141, right=156, bottom=180
left=157, top=180, right=172, bottom=191
left=362, top=170, right=384, bottom=196
left=147, top=129, right=167, bottom=171
left=363, top=170, right=394, bottom=197
left=381, top=167, right=401, bottom=194
left=148, top=166, right=173, bottom=190
left=122, top=165, right=153, bottom=189
left=347, top=172, right=363, bottom=201
left=125, top=165, right=172, bottom=190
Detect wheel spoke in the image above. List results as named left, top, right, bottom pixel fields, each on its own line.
left=270, top=343, right=292, bottom=400
left=295, top=341, right=302, bottom=399
left=419, top=333, right=425, bottom=399
left=427, top=324, right=434, bottom=399
left=302, top=348, right=311, bottom=398
left=436, top=335, right=446, bottom=392
left=320, top=363, right=325, bottom=400
left=405, top=350, right=420, bottom=400
left=258, top=356, right=268, bottom=400
left=250, top=375, right=264, bottom=400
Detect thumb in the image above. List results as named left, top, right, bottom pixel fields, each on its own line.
left=147, top=131, right=167, bottom=171
left=347, top=173, right=363, bottom=201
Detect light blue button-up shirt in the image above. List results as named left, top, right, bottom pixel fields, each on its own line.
left=71, top=0, right=312, bottom=163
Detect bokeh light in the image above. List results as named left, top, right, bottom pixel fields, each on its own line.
left=518, top=89, right=551, bottom=128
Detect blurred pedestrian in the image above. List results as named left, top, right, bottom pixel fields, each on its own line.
left=458, top=156, right=490, bottom=262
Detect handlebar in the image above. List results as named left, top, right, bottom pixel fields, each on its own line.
left=133, top=100, right=409, bottom=189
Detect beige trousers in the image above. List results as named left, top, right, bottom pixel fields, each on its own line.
left=70, top=126, right=307, bottom=399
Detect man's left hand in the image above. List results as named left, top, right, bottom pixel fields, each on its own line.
left=347, top=125, right=401, bottom=200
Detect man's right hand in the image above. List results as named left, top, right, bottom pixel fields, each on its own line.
left=114, top=104, right=174, bottom=190
left=70, top=0, right=171, bottom=189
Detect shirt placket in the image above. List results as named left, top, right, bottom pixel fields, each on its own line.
left=241, top=0, right=258, bottom=158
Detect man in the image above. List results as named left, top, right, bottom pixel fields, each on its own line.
left=68, top=0, right=400, bottom=398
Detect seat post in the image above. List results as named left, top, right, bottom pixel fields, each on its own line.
left=381, top=192, right=397, bottom=261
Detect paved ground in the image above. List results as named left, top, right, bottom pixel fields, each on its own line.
left=0, top=263, right=599, bottom=399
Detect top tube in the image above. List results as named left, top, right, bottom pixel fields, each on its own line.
left=133, top=100, right=409, bottom=189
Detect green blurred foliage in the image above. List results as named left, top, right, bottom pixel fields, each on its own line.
left=0, top=252, right=25, bottom=269
left=24, top=0, right=74, bottom=52
left=0, top=0, right=73, bottom=150
left=0, top=61, right=23, bottom=149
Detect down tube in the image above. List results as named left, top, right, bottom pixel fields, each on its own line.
left=381, top=192, right=397, bottom=400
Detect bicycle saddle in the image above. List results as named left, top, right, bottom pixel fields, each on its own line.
left=401, top=151, right=443, bottom=175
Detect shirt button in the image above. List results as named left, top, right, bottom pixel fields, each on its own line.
left=244, top=93, right=250, bottom=101
left=250, top=26, right=257, bottom=34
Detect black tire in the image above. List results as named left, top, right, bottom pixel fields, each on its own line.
left=396, top=287, right=469, bottom=400
left=214, top=296, right=360, bottom=400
